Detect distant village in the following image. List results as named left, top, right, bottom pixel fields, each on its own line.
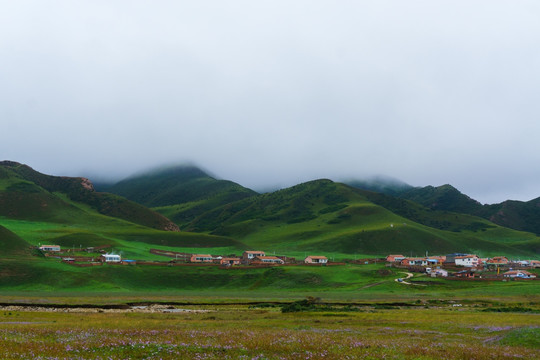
left=37, top=245, right=328, bottom=266
left=37, top=245, right=538, bottom=280
left=386, top=254, right=539, bottom=280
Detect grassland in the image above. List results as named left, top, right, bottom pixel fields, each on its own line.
left=0, top=304, right=538, bottom=359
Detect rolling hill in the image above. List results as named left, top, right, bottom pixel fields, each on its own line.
left=348, top=180, right=540, bottom=236
left=92, top=164, right=540, bottom=257
left=103, top=164, right=257, bottom=227
left=183, top=179, right=539, bottom=257
left=0, top=161, right=246, bottom=260
left=0, top=161, right=179, bottom=231
left=0, top=225, right=32, bottom=257
left=2, top=161, right=539, bottom=259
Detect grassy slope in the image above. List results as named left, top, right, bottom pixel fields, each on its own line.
left=0, top=164, right=245, bottom=261
left=385, top=182, right=540, bottom=236
left=0, top=225, right=32, bottom=257
left=0, top=258, right=538, bottom=301
left=106, top=165, right=257, bottom=227
left=0, top=161, right=179, bottom=231
left=185, top=180, right=540, bottom=258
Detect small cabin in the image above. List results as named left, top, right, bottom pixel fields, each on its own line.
left=431, top=269, right=448, bottom=277
left=386, top=254, right=405, bottom=262
left=251, top=256, right=284, bottom=265
left=190, top=254, right=213, bottom=263
left=503, top=270, right=536, bottom=279
left=305, top=256, right=328, bottom=264
left=220, top=257, right=241, bottom=266
left=102, top=254, right=121, bottom=263
left=488, top=256, right=509, bottom=265
left=39, top=245, right=61, bottom=252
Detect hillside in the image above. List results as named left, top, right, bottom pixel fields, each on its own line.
left=0, top=161, right=179, bottom=232
left=104, top=165, right=257, bottom=227
left=185, top=180, right=539, bottom=257
left=349, top=180, right=540, bottom=236
left=105, top=165, right=257, bottom=207
left=0, top=225, right=32, bottom=257
left=482, top=198, right=540, bottom=235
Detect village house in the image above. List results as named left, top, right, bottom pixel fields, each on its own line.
left=220, top=257, right=241, bottom=266
left=430, top=269, right=448, bottom=277
left=401, top=258, right=428, bottom=266
left=386, top=254, right=405, bottom=262
left=503, top=270, right=537, bottom=279
left=528, top=260, right=540, bottom=268
left=427, top=256, right=446, bottom=264
left=444, top=253, right=469, bottom=264
left=190, top=254, right=213, bottom=263
left=242, top=251, right=266, bottom=264
left=251, top=256, right=284, bottom=265
left=454, top=255, right=480, bottom=267
left=454, top=269, right=476, bottom=278
left=304, top=256, right=328, bottom=264
left=101, top=254, right=121, bottom=263
left=39, top=245, right=61, bottom=252
left=487, top=256, right=509, bottom=265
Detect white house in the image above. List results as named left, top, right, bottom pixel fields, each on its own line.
left=39, top=245, right=61, bottom=252
left=190, top=254, right=213, bottom=263
left=503, top=270, right=536, bottom=279
left=455, top=255, right=480, bottom=267
left=102, top=254, right=121, bottom=262
left=305, top=256, right=328, bottom=264
left=431, top=269, right=448, bottom=277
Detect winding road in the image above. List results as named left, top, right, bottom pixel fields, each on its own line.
left=395, top=272, right=427, bottom=286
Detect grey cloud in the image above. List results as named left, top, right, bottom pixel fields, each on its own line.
left=1, top=1, right=540, bottom=204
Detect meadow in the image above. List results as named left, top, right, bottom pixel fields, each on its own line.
left=0, top=304, right=539, bottom=359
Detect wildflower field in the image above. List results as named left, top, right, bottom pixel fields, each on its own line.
left=1, top=303, right=539, bottom=359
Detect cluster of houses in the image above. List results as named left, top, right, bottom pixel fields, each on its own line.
left=190, top=251, right=329, bottom=266
left=386, top=253, right=539, bottom=279
left=38, top=245, right=329, bottom=266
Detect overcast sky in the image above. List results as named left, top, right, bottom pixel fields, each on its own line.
left=1, top=1, right=540, bottom=204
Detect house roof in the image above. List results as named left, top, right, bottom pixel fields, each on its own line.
left=455, top=255, right=478, bottom=259
left=504, top=270, right=533, bottom=276
left=244, top=251, right=265, bottom=254
left=191, top=254, right=212, bottom=257
left=221, top=257, right=241, bottom=261
left=307, top=256, right=328, bottom=259
left=256, top=256, right=281, bottom=260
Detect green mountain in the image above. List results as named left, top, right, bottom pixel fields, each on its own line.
left=0, top=161, right=245, bottom=261
left=104, top=164, right=257, bottom=227
left=482, top=198, right=540, bottom=235
left=184, top=179, right=539, bottom=256
left=398, top=184, right=484, bottom=214
left=2, top=161, right=538, bottom=258
left=0, top=161, right=179, bottom=231
left=349, top=180, right=540, bottom=237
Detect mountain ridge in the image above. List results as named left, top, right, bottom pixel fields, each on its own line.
left=0, top=161, right=179, bottom=232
